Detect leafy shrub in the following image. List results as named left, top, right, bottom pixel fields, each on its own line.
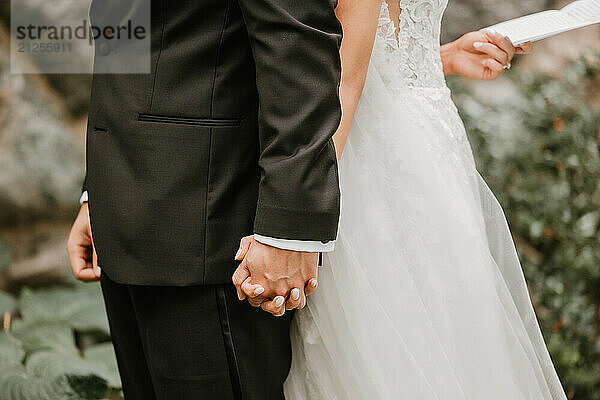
left=0, top=275, right=121, bottom=400
left=449, top=53, right=600, bottom=399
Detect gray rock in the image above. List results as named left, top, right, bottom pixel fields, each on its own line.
left=8, top=0, right=93, bottom=73
left=1, top=0, right=92, bottom=117
left=0, top=40, right=84, bottom=225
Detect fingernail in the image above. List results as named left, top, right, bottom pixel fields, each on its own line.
left=234, top=248, right=242, bottom=260
left=95, top=266, right=101, bottom=276
left=275, top=297, right=284, bottom=307
left=291, top=288, right=300, bottom=301
left=254, top=286, right=265, bottom=296
left=310, top=280, right=318, bottom=288
left=473, top=42, right=483, bottom=48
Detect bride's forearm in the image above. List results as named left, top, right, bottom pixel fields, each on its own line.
left=332, top=0, right=381, bottom=160
left=333, top=82, right=365, bottom=160
left=440, top=42, right=457, bottom=76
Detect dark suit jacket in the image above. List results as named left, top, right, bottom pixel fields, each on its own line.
left=83, top=0, right=342, bottom=285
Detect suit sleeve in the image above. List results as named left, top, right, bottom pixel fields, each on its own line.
left=82, top=118, right=89, bottom=198
left=236, top=0, right=343, bottom=242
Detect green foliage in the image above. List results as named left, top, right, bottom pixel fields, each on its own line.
left=11, top=320, right=78, bottom=355
left=0, top=281, right=121, bottom=400
left=450, top=53, right=600, bottom=399
left=19, top=286, right=110, bottom=334
left=0, top=363, right=107, bottom=400
left=83, top=343, right=121, bottom=388
left=0, top=333, right=25, bottom=366
left=0, top=290, right=17, bottom=316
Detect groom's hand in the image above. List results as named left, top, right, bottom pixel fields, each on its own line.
left=232, top=236, right=318, bottom=317
left=67, top=203, right=101, bottom=282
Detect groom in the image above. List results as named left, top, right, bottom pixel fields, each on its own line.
left=66, top=0, right=342, bottom=398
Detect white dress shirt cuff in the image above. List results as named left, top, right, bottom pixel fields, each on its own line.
left=254, top=234, right=335, bottom=253
left=80, top=191, right=89, bottom=204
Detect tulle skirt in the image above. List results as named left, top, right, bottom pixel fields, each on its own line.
left=284, top=63, right=567, bottom=399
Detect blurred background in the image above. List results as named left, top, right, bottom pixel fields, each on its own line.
left=0, top=0, right=598, bottom=399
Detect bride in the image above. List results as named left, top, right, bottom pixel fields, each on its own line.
left=242, top=0, right=567, bottom=398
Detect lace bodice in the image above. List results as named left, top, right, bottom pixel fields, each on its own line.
left=374, top=0, right=449, bottom=91
left=366, top=0, right=475, bottom=185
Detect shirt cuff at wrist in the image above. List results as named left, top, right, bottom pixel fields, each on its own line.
left=254, top=234, right=335, bottom=253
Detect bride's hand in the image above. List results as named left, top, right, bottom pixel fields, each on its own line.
left=441, top=30, right=533, bottom=81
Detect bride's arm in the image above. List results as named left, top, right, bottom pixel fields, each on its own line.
left=332, top=0, right=382, bottom=159
left=440, top=30, right=533, bottom=81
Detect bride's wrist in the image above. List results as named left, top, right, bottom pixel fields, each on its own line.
left=440, top=42, right=458, bottom=76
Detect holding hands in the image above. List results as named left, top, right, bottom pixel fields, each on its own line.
left=232, top=236, right=319, bottom=317
left=230, top=29, right=536, bottom=318
left=441, top=30, right=533, bottom=80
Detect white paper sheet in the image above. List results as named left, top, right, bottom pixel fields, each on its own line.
left=484, top=0, right=600, bottom=45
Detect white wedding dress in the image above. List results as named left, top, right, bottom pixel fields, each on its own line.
left=284, top=1, right=568, bottom=399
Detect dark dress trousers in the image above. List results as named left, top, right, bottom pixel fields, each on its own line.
left=83, top=0, right=342, bottom=398
left=100, top=273, right=295, bottom=400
